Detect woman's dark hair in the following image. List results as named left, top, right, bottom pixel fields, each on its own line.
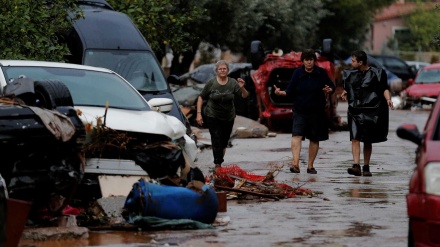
left=351, top=50, right=367, bottom=64
left=300, top=49, right=317, bottom=62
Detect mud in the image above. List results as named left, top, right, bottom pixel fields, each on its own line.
left=18, top=102, right=430, bottom=247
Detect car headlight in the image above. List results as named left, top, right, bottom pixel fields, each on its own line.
left=424, top=162, right=440, bottom=195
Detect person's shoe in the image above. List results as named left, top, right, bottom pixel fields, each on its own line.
left=362, top=165, right=372, bottom=177
left=307, top=167, right=317, bottom=174
left=290, top=166, right=300, bottom=173
left=347, top=164, right=361, bottom=176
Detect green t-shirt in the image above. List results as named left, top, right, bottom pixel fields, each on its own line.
left=199, top=77, right=242, bottom=121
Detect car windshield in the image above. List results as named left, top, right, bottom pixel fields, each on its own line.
left=2, top=66, right=151, bottom=110
left=415, top=69, right=440, bottom=84
left=83, top=49, right=168, bottom=92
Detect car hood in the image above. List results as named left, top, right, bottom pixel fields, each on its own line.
left=404, top=84, right=440, bottom=97
left=76, top=106, right=186, bottom=140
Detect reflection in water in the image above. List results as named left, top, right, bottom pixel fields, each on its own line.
left=339, top=188, right=389, bottom=199
left=19, top=231, right=152, bottom=247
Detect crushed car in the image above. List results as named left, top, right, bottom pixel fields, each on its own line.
left=249, top=40, right=341, bottom=131
left=0, top=60, right=199, bottom=225
left=0, top=75, right=86, bottom=245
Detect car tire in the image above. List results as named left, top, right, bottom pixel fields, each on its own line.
left=408, top=220, right=414, bottom=247
left=250, top=40, right=265, bottom=70
left=34, top=79, right=74, bottom=109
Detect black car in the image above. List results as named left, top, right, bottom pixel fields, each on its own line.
left=63, top=1, right=191, bottom=134
left=370, top=54, right=417, bottom=88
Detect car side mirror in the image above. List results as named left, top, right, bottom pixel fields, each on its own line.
left=396, top=124, right=423, bottom=145
left=408, top=78, right=415, bottom=86
left=148, top=98, right=174, bottom=113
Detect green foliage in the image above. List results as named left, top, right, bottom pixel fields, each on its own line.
left=0, top=0, right=81, bottom=61
left=192, top=0, right=329, bottom=54
left=107, top=0, right=207, bottom=54
left=403, top=4, right=440, bottom=51
left=317, top=0, right=397, bottom=58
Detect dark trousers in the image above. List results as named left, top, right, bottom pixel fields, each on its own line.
left=206, top=116, right=234, bottom=165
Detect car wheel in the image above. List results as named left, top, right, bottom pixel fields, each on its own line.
left=408, top=220, right=414, bottom=247
left=250, top=40, right=265, bottom=70
left=34, top=79, right=74, bottom=109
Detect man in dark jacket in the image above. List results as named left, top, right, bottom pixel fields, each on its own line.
left=341, top=50, right=394, bottom=176
left=274, top=49, right=335, bottom=174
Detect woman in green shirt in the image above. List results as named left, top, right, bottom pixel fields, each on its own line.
left=196, top=60, right=249, bottom=168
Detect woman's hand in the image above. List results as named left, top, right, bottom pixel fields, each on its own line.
left=237, top=78, right=245, bottom=88
left=196, top=112, right=203, bottom=126
left=323, top=85, right=333, bottom=94
left=274, top=85, right=284, bottom=96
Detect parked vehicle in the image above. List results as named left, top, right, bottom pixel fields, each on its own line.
left=400, top=63, right=440, bottom=109
left=397, top=94, right=440, bottom=247
left=370, top=54, right=417, bottom=88
left=406, top=60, right=431, bottom=72
left=249, top=40, right=341, bottom=131
left=63, top=0, right=191, bottom=134
left=0, top=60, right=197, bottom=203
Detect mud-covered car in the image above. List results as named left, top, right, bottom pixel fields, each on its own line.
left=0, top=60, right=197, bottom=206
left=401, top=63, right=440, bottom=109
left=249, top=40, right=340, bottom=131
left=0, top=74, right=86, bottom=228
left=397, top=94, right=440, bottom=246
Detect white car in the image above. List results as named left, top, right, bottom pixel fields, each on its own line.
left=0, top=60, right=197, bottom=197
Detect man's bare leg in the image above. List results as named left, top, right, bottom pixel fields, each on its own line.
left=352, top=139, right=361, bottom=164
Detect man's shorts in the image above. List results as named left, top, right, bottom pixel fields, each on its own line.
left=292, top=111, right=329, bottom=141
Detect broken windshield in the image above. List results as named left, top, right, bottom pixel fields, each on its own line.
left=83, top=50, right=168, bottom=92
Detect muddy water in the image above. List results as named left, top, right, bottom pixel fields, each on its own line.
left=19, top=103, right=430, bottom=246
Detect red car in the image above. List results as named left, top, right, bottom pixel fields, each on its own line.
left=401, top=63, right=440, bottom=109
left=397, top=94, right=440, bottom=247
left=250, top=40, right=339, bottom=131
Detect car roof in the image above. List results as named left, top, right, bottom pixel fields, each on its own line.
left=419, top=63, right=440, bottom=70
left=0, top=60, right=114, bottom=73
left=71, top=9, right=150, bottom=50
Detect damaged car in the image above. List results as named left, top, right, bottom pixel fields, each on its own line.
left=0, top=60, right=198, bottom=208
left=401, top=63, right=440, bottom=109
left=0, top=74, right=86, bottom=244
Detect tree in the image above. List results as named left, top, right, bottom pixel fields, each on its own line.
left=106, top=0, right=207, bottom=56
left=316, top=0, right=397, bottom=59
left=0, top=0, right=82, bottom=61
left=402, top=3, right=440, bottom=51
left=192, top=0, right=329, bottom=54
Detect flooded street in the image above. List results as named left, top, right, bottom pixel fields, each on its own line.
left=19, top=102, right=430, bottom=247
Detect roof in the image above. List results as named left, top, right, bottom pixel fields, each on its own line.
left=375, top=1, right=439, bottom=22
left=420, top=63, right=440, bottom=70
left=375, top=2, right=416, bottom=21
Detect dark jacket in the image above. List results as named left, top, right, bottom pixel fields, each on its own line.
left=342, top=67, right=389, bottom=143
left=285, top=65, right=335, bottom=114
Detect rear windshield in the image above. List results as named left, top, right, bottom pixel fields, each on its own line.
left=84, top=49, right=168, bottom=92
left=415, top=69, right=440, bottom=84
